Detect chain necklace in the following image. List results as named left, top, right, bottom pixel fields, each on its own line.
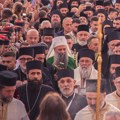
left=26, top=84, right=42, bottom=115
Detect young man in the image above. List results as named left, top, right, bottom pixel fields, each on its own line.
left=16, top=60, right=54, bottom=120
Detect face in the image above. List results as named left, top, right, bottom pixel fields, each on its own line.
left=114, top=46, right=120, bottom=55
left=77, top=31, right=89, bottom=42
left=84, top=11, right=93, bottom=18
left=108, top=40, right=120, bottom=54
left=58, top=77, right=75, bottom=96
left=79, top=57, right=93, bottom=69
left=79, top=17, right=88, bottom=25
left=72, top=22, right=80, bottom=33
left=90, top=21, right=98, bottom=32
left=26, top=31, right=39, bottom=45
left=63, top=18, right=72, bottom=33
left=115, top=3, right=120, bottom=10
left=71, top=1, right=78, bottom=7
left=114, top=77, right=120, bottom=93
left=113, top=19, right=120, bottom=29
left=56, top=0, right=63, bottom=7
left=54, top=45, right=67, bottom=54
left=35, top=54, right=45, bottom=63
left=86, top=92, right=106, bottom=111
left=88, top=38, right=99, bottom=52
left=51, top=14, right=61, bottom=23
left=110, top=64, right=120, bottom=75
left=67, top=38, right=74, bottom=50
left=97, top=13, right=106, bottom=23
left=19, top=55, right=33, bottom=70
left=28, top=69, right=42, bottom=81
left=110, top=12, right=118, bottom=20
left=95, top=5, right=104, bottom=11
left=2, top=56, right=16, bottom=70
left=43, top=36, right=53, bottom=47
left=60, top=8, right=68, bottom=16
left=0, top=86, right=16, bottom=103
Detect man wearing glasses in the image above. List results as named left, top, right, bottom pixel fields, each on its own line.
left=14, top=47, right=34, bottom=86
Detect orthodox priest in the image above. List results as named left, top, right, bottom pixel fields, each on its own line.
left=16, top=60, right=54, bottom=120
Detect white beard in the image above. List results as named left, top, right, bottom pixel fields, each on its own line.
left=79, top=65, right=92, bottom=80
left=78, top=40, right=87, bottom=46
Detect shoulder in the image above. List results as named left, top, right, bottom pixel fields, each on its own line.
left=74, top=106, right=91, bottom=120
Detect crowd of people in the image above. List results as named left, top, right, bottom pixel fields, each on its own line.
left=0, top=0, right=120, bottom=120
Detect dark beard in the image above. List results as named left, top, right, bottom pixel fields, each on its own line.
left=28, top=79, right=42, bottom=92
left=52, top=22, right=61, bottom=28
left=1, top=96, right=13, bottom=103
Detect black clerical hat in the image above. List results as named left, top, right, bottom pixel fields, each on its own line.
left=107, top=31, right=120, bottom=42
left=19, top=47, right=34, bottom=57
left=51, top=10, right=62, bottom=18
left=39, top=18, right=50, bottom=24
left=26, top=60, right=43, bottom=73
left=86, top=79, right=106, bottom=93
left=115, top=67, right=120, bottom=78
left=59, top=3, right=68, bottom=9
left=0, top=71, right=17, bottom=86
left=34, top=46, right=46, bottom=56
left=56, top=68, right=74, bottom=81
left=96, top=1, right=104, bottom=6
left=78, top=25, right=89, bottom=32
left=78, top=48, right=95, bottom=61
left=0, top=64, right=7, bottom=72
left=110, top=55, right=120, bottom=64
left=104, top=1, right=112, bottom=6
left=43, top=28, right=54, bottom=37
left=97, top=9, right=108, bottom=18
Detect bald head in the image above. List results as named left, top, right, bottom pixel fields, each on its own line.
left=26, top=29, right=39, bottom=45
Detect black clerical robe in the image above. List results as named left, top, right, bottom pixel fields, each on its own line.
left=16, top=83, right=54, bottom=120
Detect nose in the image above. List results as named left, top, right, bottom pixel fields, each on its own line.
left=91, top=100, right=96, bottom=105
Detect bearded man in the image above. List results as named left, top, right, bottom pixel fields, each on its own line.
left=16, top=60, right=54, bottom=120
left=46, top=36, right=76, bottom=70
left=74, top=48, right=98, bottom=95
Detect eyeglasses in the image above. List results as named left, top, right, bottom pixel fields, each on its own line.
left=19, top=58, right=33, bottom=62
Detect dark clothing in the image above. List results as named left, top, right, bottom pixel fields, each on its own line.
left=72, top=43, right=87, bottom=52
left=62, top=93, right=87, bottom=120
left=16, top=83, right=54, bottom=120
left=14, top=67, right=27, bottom=81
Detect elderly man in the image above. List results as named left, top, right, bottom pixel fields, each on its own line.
left=46, top=36, right=76, bottom=70
left=16, top=60, right=54, bottom=120
left=14, top=47, right=34, bottom=82
left=74, top=48, right=97, bottom=94
left=26, top=29, right=39, bottom=45
left=56, top=68, right=87, bottom=120
left=0, top=71, right=29, bottom=120
left=74, top=79, right=120, bottom=120
left=72, top=25, right=90, bottom=52
left=106, top=66, right=120, bottom=109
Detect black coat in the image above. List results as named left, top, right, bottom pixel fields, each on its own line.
left=16, top=83, right=54, bottom=120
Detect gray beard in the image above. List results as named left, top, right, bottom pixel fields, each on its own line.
left=80, top=65, right=92, bottom=80
left=53, top=52, right=68, bottom=69
left=52, top=22, right=61, bottom=28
